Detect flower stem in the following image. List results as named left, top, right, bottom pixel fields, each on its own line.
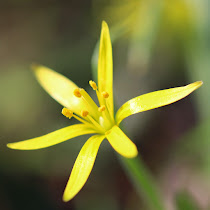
left=118, top=155, right=165, bottom=210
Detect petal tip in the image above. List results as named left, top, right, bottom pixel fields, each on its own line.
left=62, top=187, right=77, bottom=202
left=62, top=194, right=71, bottom=203
left=132, top=150, right=138, bottom=158
left=7, top=143, right=17, bottom=149
left=30, top=63, right=44, bottom=73
left=7, top=143, right=23, bottom=150
left=196, top=81, right=203, bottom=87
left=102, top=20, right=108, bottom=28
left=31, top=64, right=51, bottom=76
left=31, top=64, right=46, bottom=79
left=187, top=80, right=203, bottom=91
left=125, top=148, right=138, bottom=159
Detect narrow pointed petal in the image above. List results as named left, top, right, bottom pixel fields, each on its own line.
left=7, top=124, right=96, bottom=150
left=98, top=21, right=114, bottom=116
left=106, top=126, right=138, bottom=158
left=63, top=135, right=105, bottom=202
left=116, top=81, right=203, bottom=124
left=32, top=65, right=97, bottom=118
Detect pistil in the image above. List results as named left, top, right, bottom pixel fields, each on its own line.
left=83, top=111, right=105, bottom=133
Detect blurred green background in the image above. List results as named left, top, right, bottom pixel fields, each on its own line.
left=0, top=0, right=209, bottom=209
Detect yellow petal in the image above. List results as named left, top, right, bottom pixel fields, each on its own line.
left=7, top=124, right=96, bottom=150
left=98, top=21, right=114, bottom=116
left=116, top=81, right=203, bottom=124
left=106, top=125, right=138, bottom=158
left=63, top=135, right=104, bottom=202
left=32, top=65, right=97, bottom=118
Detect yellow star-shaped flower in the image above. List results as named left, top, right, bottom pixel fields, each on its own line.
left=7, top=21, right=202, bottom=202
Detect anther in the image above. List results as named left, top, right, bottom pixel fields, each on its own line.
left=81, top=110, right=89, bottom=117
left=98, top=105, right=106, bottom=112
left=102, top=91, right=109, bottom=98
left=62, top=108, right=73, bottom=119
left=89, top=80, right=97, bottom=90
left=73, top=88, right=82, bottom=97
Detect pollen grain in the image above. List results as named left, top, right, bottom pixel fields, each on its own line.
left=73, top=88, right=82, bottom=97
left=81, top=110, right=89, bottom=117
left=98, top=105, right=106, bottom=112
left=62, top=108, right=73, bottom=119
left=89, top=80, right=97, bottom=90
left=102, top=91, right=109, bottom=98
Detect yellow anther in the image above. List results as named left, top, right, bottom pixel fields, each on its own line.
left=62, top=108, right=73, bottom=119
left=102, top=91, right=109, bottom=98
left=89, top=80, right=97, bottom=90
left=73, top=88, right=82, bottom=97
left=98, top=105, right=106, bottom=112
left=81, top=110, right=89, bottom=117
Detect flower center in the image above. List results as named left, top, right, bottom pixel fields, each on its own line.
left=62, top=80, right=115, bottom=133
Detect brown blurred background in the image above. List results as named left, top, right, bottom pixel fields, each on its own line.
left=0, top=0, right=209, bottom=209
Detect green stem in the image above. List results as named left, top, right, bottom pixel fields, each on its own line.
left=118, top=155, right=165, bottom=210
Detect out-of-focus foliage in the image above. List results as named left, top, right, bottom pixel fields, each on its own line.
left=175, top=191, right=199, bottom=210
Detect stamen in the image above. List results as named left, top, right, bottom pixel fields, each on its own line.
left=62, top=108, right=73, bottom=119
left=86, top=114, right=105, bottom=133
left=89, top=80, right=97, bottom=90
left=102, top=91, right=109, bottom=98
left=73, top=88, right=82, bottom=97
left=79, top=88, right=100, bottom=120
left=62, top=108, right=99, bottom=130
left=98, top=105, right=106, bottom=112
left=81, top=110, right=89, bottom=117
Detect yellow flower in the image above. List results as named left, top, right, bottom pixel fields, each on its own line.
left=7, top=21, right=202, bottom=202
